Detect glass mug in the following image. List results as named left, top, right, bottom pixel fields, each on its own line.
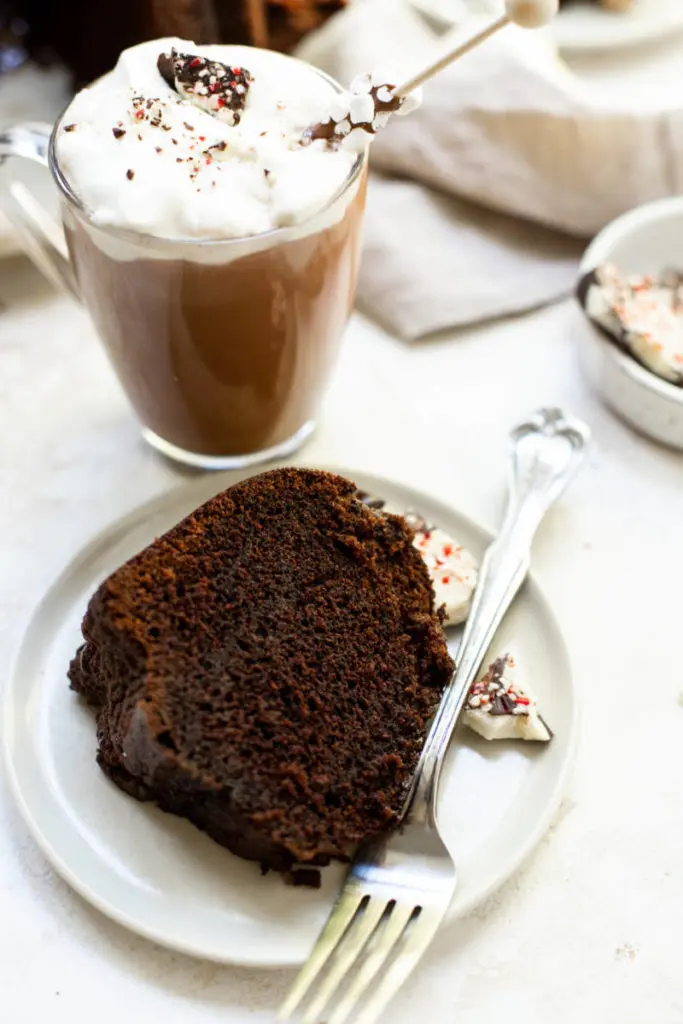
left=0, top=66, right=367, bottom=470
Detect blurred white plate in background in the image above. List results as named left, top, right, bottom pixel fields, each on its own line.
left=409, top=0, right=683, bottom=54
left=554, top=0, right=683, bottom=53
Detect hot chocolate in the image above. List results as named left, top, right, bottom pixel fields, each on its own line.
left=63, top=179, right=365, bottom=457
left=54, top=39, right=367, bottom=465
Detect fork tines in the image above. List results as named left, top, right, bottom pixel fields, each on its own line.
left=279, top=886, right=441, bottom=1024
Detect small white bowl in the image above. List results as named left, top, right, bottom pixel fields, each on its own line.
left=577, top=196, right=683, bottom=450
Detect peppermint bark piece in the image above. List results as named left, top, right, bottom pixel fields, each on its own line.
left=463, top=654, right=552, bottom=742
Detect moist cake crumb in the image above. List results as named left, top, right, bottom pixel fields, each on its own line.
left=68, top=468, right=453, bottom=883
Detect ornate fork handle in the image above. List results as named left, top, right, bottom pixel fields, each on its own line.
left=407, top=408, right=590, bottom=826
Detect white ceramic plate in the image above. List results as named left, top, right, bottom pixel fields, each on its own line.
left=409, top=0, right=683, bottom=54
left=552, top=0, right=683, bottom=53
left=3, top=467, right=577, bottom=967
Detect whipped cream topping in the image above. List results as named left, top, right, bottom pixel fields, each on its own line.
left=581, top=264, right=683, bottom=385
left=463, top=654, right=552, bottom=743
left=56, top=38, right=358, bottom=240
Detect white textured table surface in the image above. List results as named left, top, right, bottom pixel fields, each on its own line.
left=1, top=256, right=682, bottom=1024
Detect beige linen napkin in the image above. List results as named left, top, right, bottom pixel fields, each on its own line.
left=359, top=174, right=582, bottom=338
left=298, top=0, right=683, bottom=338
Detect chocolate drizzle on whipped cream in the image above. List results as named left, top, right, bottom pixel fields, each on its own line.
left=158, top=49, right=253, bottom=127
left=306, top=71, right=421, bottom=153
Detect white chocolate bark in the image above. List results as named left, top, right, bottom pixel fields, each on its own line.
left=463, top=654, right=552, bottom=742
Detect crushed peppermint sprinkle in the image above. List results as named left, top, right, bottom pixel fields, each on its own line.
left=581, top=263, right=683, bottom=385
left=466, top=656, right=529, bottom=717
left=462, top=654, right=553, bottom=743
left=205, top=140, right=227, bottom=159
left=413, top=523, right=478, bottom=625
left=54, top=39, right=366, bottom=241
left=354, top=490, right=478, bottom=625
left=157, top=49, right=253, bottom=127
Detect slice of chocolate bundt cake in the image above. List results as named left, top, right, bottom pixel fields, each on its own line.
left=69, top=468, right=453, bottom=884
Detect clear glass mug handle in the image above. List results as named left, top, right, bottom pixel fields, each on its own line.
left=0, top=122, right=78, bottom=296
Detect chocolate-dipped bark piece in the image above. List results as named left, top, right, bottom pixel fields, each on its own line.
left=306, top=70, right=422, bottom=153
left=579, top=263, right=683, bottom=385
left=158, top=49, right=253, bottom=126
left=463, top=654, right=553, bottom=742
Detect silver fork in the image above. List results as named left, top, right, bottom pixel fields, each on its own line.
left=279, top=408, right=590, bottom=1024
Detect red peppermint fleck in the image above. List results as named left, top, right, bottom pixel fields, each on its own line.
left=190, top=57, right=202, bottom=67
left=442, top=544, right=453, bottom=557
left=198, top=135, right=206, bottom=141
left=134, top=110, right=144, bottom=120
left=441, top=575, right=450, bottom=585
